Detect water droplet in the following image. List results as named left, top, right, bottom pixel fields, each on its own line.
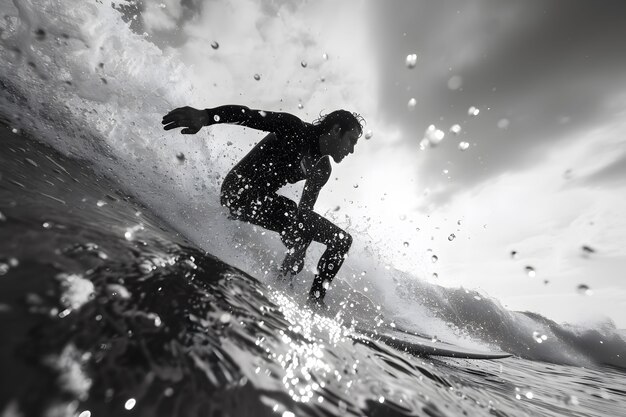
left=213, top=115, right=220, bottom=122
left=322, top=53, right=328, bottom=60
left=405, top=53, right=417, bottom=69
left=353, top=184, right=359, bottom=188
left=525, top=266, right=536, bottom=277
left=42, top=222, right=52, bottom=229
left=431, top=255, right=438, bottom=263
left=96, top=200, right=106, bottom=207
left=423, top=124, right=445, bottom=147
left=25, top=158, right=38, bottom=167
left=407, top=98, right=417, bottom=109
left=151, top=314, right=162, bottom=327
left=378, top=396, right=385, bottom=403
left=254, top=73, right=261, bottom=81
left=448, top=234, right=455, bottom=241
left=511, top=250, right=518, bottom=259
left=525, top=391, right=534, bottom=399
left=298, top=103, right=303, bottom=109
left=431, top=335, right=438, bottom=343
left=124, top=398, right=136, bottom=410
left=450, top=124, right=461, bottom=134
left=364, top=130, right=373, bottom=140
left=447, top=75, right=463, bottom=90
left=34, top=28, right=46, bottom=41
left=403, top=241, right=409, bottom=247
left=220, top=313, right=231, bottom=323
left=582, top=245, right=595, bottom=255
left=565, top=395, right=579, bottom=406
left=458, top=141, right=470, bottom=151
left=107, top=284, right=131, bottom=299
left=338, top=400, right=347, bottom=413
left=176, top=152, right=185, bottom=162
left=211, top=41, right=219, bottom=49
left=300, top=60, right=308, bottom=68
left=497, top=118, right=510, bottom=129
left=322, top=280, right=330, bottom=289
left=577, top=284, right=592, bottom=295
left=0, top=211, right=6, bottom=222
left=432, top=273, right=438, bottom=279
left=532, top=331, right=548, bottom=343
left=468, top=106, right=480, bottom=116
left=282, top=412, right=295, bottom=417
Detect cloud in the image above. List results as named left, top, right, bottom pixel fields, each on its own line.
left=412, top=118, right=626, bottom=327
left=366, top=1, right=626, bottom=209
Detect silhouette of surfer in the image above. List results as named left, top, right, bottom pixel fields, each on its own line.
left=162, top=105, right=364, bottom=306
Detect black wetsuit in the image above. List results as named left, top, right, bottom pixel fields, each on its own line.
left=210, top=105, right=352, bottom=301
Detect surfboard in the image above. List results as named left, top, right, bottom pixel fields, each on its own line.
left=355, top=326, right=512, bottom=360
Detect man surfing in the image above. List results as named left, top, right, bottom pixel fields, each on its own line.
left=162, top=105, right=364, bottom=306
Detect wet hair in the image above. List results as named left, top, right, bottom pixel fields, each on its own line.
left=313, top=110, right=365, bottom=138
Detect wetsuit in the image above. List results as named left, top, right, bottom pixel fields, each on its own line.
left=209, top=105, right=352, bottom=301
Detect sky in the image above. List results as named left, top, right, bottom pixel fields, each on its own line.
left=133, top=0, right=626, bottom=327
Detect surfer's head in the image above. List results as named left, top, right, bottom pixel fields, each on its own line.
left=314, top=110, right=364, bottom=163
left=314, top=110, right=364, bottom=138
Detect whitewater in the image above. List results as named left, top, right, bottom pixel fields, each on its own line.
left=0, top=1, right=624, bottom=416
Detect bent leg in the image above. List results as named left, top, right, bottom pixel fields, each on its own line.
left=298, top=211, right=352, bottom=302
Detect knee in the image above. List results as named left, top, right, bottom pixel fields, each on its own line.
left=335, top=230, right=352, bottom=253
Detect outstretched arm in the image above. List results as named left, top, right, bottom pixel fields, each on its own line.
left=162, top=105, right=302, bottom=135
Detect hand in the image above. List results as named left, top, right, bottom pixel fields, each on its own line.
left=162, top=106, right=209, bottom=134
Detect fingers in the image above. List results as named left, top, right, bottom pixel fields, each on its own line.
left=162, top=118, right=193, bottom=131
left=161, top=107, right=190, bottom=124
left=162, top=107, right=200, bottom=133
left=162, top=113, right=181, bottom=125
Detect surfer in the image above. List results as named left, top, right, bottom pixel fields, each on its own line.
left=162, top=105, right=364, bottom=306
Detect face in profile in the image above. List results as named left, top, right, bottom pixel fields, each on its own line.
left=330, top=128, right=360, bottom=163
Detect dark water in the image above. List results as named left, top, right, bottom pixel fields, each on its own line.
left=1, top=126, right=625, bottom=417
